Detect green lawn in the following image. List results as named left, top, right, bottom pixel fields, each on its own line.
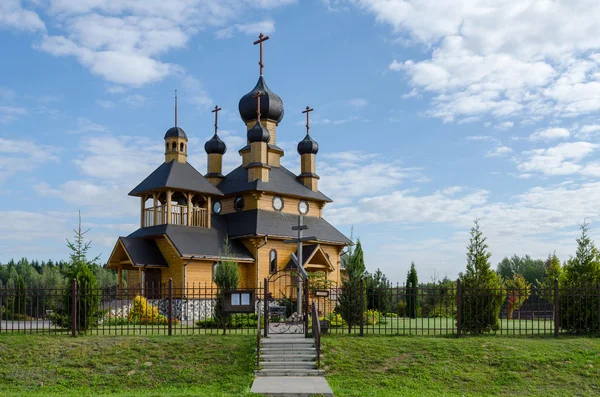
left=323, top=335, right=600, bottom=396
left=0, top=335, right=256, bottom=396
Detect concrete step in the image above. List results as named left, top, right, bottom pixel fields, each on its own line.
left=251, top=376, right=334, bottom=397
left=261, top=354, right=316, bottom=362
left=255, top=369, right=325, bottom=377
left=260, top=348, right=316, bottom=355
left=261, top=339, right=315, bottom=349
left=260, top=361, right=316, bottom=369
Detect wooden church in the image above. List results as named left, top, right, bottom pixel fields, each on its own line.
left=107, top=34, right=351, bottom=290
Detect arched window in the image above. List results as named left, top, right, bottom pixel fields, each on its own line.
left=165, top=143, right=169, bottom=152
left=172, top=142, right=177, bottom=151
left=180, top=142, right=184, bottom=152
left=269, top=250, right=277, bottom=274
left=212, top=262, right=219, bottom=282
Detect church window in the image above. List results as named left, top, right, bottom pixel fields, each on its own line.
left=298, top=200, right=309, bottom=215
left=213, top=201, right=222, bottom=214
left=165, top=143, right=169, bottom=152
left=180, top=143, right=184, bottom=152
left=272, top=196, right=283, bottom=211
left=234, top=196, right=245, bottom=212
left=269, top=250, right=277, bottom=274
left=172, top=142, right=177, bottom=151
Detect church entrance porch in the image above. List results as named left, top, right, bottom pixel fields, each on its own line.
left=264, top=269, right=308, bottom=335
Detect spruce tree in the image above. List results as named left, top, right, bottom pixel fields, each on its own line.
left=214, top=237, right=240, bottom=334
left=337, top=239, right=366, bottom=333
left=459, top=219, right=503, bottom=334
left=405, top=262, right=418, bottom=319
left=561, top=221, right=600, bottom=332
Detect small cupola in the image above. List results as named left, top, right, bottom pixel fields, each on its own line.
left=205, top=105, right=227, bottom=186
left=247, top=120, right=271, bottom=143
left=165, top=91, right=188, bottom=163
left=297, top=106, right=320, bottom=191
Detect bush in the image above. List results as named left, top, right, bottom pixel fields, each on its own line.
left=396, top=300, right=406, bottom=317
left=128, top=295, right=171, bottom=325
left=322, top=312, right=346, bottom=327
left=103, top=313, right=132, bottom=326
left=364, top=309, right=384, bottom=325
left=196, top=313, right=261, bottom=329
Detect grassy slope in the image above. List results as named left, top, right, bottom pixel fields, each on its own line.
left=323, top=335, right=600, bottom=397
left=0, top=335, right=256, bottom=397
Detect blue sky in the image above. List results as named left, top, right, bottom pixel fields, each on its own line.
left=2, top=0, right=600, bottom=283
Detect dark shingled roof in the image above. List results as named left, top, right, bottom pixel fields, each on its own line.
left=164, top=126, right=187, bottom=139
left=127, top=216, right=254, bottom=261
left=297, top=133, right=319, bottom=155
left=129, top=161, right=223, bottom=197
left=120, top=237, right=168, bottom=267
left=217, top=165, right=331, bottom=202
left=239, top=76, right=284, bottom=124
left=223, top=210, right=351, bottom=245
left=284, top=244, right=319, bottom=270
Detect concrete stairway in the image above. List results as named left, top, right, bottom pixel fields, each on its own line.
left=256, top=334, right=324, bottom=377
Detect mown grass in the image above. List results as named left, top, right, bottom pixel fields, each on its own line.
left=323, top=335, right=600, bottom=396
left=327, top=317, right=556, bottom=336
left=0, top=334, right=256, bottom=396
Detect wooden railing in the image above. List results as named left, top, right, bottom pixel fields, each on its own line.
left=311, top=302, right=321, bottom=368
left=143, top=205, right=208, bottom=228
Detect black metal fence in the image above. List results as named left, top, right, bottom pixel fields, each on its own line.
left=1, top=278, right=599, bottom=337
left=0, top=279, right=263, bottom=335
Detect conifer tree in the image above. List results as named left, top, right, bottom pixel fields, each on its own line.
left=405, top=262, right=418, bottom=319
left=459, top=219, right=503, bottom=334
left=337, top=239, right=366, bottom=333
left=214, top=237, right=240, bottom=334
left=561, top=221, right=600, bottom=333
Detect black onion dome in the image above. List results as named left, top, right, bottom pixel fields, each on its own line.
left=204, top=133, right=227, bottom=155
left=164, top=126, right=188, bottom=140
left=297, top=133, right=319, bottom=155
left=238, top=76, right=284, bottom=123
left=247, top=120, right=271, bottom=143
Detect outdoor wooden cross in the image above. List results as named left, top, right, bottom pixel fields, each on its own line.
left=252, top=90, right=265, bottom=120
left=302, top=106, right=314, bottom=133
left=253, top=33, right=270, bottom=75
left=284, top=216, right=316, bottom=317
left=212, top=105, right=222, bottom=134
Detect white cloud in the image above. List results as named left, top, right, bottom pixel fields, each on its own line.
left=0, top=138, right=60, bottom=182
left=359, top=1, right=600, bottom=123
left=67, top=117, right=110, bottom=134
left=0, top=0, right=45, bottom=32
left=97, top=100, right=115, bottom=109
left=485, top=145, right=513, bottom=158
left=530, top=127, right=570, bottom=141
left=0, top=106, right=27, bottom=124
left=31, top=1, right=294, bottom=86
left=494, top=121, right=514, bottom=130
left=347, top=98, right=368, bottom=109
left=217, top=20, right=276, bottom=38
left=518, top=142, right=599, bottom=176
left=123, top=94, right=148, bottom=107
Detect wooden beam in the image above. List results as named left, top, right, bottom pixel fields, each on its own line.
left=153, top=192, right=158, bottom=226
left=140, top=195, right=145, bottom=228
left=187, top=192, right=193, bottom=226
left=166, top=190, right=173, bottom=224
left=207, top=196, right=212, bottom=228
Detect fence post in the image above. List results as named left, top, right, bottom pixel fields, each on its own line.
left=71, top=278, right=77, bottom=338
left=264, top=278, right=269, bottom=338
left=554, top=278, right=559, bottom=337
left=456, top=279, right=461, bottom=338
left=597, top=284, right=600, bottom=337
left=0, top=283, right=2, bottom=332
left=359, top=278, right=365, bottom=337
left=304, top=280, right=309, bottom=338
left=168, top=278, right=173, bottom=336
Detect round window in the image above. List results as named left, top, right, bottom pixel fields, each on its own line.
left=272, top=196, right=284, bottom=211
left=234, top=196, right=245, bottom=212
left=213, top=201, right=222, bottom=214
left=298, top=200, right=309, bottom=215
